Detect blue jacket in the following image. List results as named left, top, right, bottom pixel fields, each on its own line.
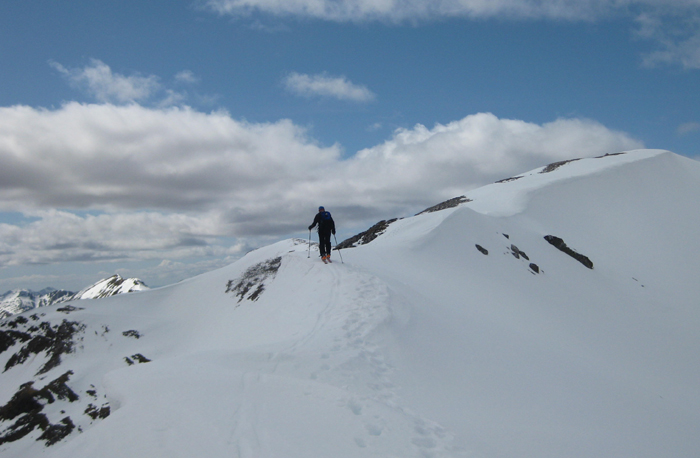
left=309, top=211, right=336, bottom=234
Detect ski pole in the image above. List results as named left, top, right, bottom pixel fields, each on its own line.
left=333, top=233, right=344, bottom=264
left=308, top=229, right=311, bottom=258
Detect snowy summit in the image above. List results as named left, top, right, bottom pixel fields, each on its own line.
left=0, top=149, right=699, bottom=457
left=70, top=274, right=149, bottom=301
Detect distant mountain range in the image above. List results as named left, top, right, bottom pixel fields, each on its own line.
left=0, top=275, right=149, bottom=319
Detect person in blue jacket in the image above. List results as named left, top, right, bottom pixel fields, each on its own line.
left=308, top=206, right=336, bottom=261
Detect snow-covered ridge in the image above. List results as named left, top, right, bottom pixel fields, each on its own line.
left=338, top=149, right=673, bottom=249
left=464, top=148, right=670, bottom=216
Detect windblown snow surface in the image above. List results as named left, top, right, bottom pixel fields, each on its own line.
left=1, top=149, right=699, bottom=457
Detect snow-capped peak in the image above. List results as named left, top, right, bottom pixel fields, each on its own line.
left=70, top=274, right=149, bottom=300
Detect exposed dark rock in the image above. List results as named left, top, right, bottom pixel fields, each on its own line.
left=510, top=244, right=520, bottom=259
left=38, top=417, right=75, bottom=446
left=538, top=153, right=625, bottom=177
left=8, top=316, right=29, bottom=328
left=122, top=330, right=141, bottom=339
left=0, top=330, right=32, bottom=355
left=84, top=404, right=110, bottom=420
left=226, top=257, right=282, bottom=304
left=502, top=233, right=510, bottom=239
left=596, top=152, right=626, bottom=158
left=475, top=244, right=489, bottom=255
left=336, top=219, right=399, bottom=249
left=540, top=158, right=582, bottom=174
left=56, top=305, right=84, bottom=314
left=416, top=196, right=472, bottom=216
left=496, top=176, right=523, bottom=183
left=544, top=235, right=594, bottom=269
left=4, top=320, right=86, bottom=375
left=529, top=263, right=540, bottom=274
left=510, top=245, right=530, bottom=261
left=44, top=372, right=79, bottom=403
left=131, top=353, right=151, bottom=364
left=0, top=371, right=79, bottom=446
left=124, top=353, right=151, bottom=366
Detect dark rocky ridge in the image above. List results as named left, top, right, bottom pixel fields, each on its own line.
left=544, top=235, right=594, bottom=269
left=336, top=219, right=399, bottom=249
left=415, top=196, right=472, bottom=216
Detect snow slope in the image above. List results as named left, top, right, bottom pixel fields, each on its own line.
left=1, top=149, right=698, bottom=457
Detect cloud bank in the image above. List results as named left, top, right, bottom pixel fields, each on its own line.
left=204, top=0, right=700, bottom=22
left=0, top=103, right=642, bottom=268
left=205, top=0, right=616, bottom=21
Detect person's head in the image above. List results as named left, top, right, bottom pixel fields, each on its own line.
left=318, top=206, right=325, bottom=212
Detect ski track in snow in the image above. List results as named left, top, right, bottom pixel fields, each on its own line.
left=222, top=252, right=463, bottom=458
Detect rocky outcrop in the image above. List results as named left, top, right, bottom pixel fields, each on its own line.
left=226, top=257, right=282, bottom=304
left=0, top=371, right=79, bottom=446
left=544, top=235, right=594, bottom=269
left=416, top=196, right=472, bottom=215
left=336, top=219, right=399, bottom=249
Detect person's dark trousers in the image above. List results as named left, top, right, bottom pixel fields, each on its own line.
left=319, top=231, right=332, bottom=257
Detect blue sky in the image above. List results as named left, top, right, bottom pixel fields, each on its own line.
left=1, top=0, right=699, bottom=290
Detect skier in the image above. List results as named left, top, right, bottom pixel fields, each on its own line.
left=308, top=206, right=336, bottom=263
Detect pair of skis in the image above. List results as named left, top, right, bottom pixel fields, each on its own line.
left=308, top=230, right=344, bottom=264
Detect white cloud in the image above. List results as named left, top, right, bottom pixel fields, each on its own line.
left=0, top=209, right=230, bottom=265
left=175, top=70, right=200, bottom=84
left=677, top=121, right=700, bottom=135
left=283, top=72, right=376, bottom=102
left=0, top=102, right=342, bottom=235
left=0, top=101, right=642, bottom=288
left=204, top=0, right=700, bottom=22
left=206, top=0, right=700, bottom=70
left=332, top=114, right=644, bottom=211
left=50, top=59, right=161, bottom=104
left=0, top=103, right=642, bottom=271
left=638, top=14, right=700, bottom=69
left=50, top=59, right=206, bottom=105
left=204, top=0, right=603, bottom=21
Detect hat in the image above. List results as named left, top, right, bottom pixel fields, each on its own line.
left=318, top=206, right=325, bottom=210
